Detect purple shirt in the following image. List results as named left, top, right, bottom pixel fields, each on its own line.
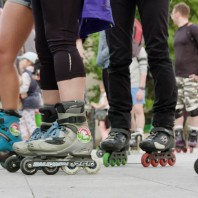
left=79, top=0, right=114, bottom=38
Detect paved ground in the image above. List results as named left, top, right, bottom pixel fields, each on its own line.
left=0, top=149, right=198, bottom=198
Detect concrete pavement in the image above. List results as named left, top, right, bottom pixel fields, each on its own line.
left=0, top=149, right=198, bottom=198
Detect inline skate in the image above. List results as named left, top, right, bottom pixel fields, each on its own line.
left=4, top=106, right=58, bottom=172
left=139, top=127, right=176, bottom=167
left=174, top=128, right=187, bottom=153
left=19, top=101, right=100, bottom=175
left=0, top=110, right=22, bottom=169
left=129, top=130, right=143, bottom=152
left=194, top=158, right=198, bottom=174
left=97, top=128, right=129, bottom=167
left=188, top=128, right=198, bottom=153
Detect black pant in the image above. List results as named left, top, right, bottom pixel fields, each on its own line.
left=106, top=0, right=177, bottom=131
left=32, top=0, right=84, bottom=90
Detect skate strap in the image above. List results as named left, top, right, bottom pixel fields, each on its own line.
left=0, top=132, right=10, bottom=142
left=151, top=127, right=174, bottom=136
left=57, top=116, right=86, bottom=124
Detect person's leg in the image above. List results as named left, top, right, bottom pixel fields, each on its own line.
left=31, top=0, right=60, bottom=105
left=27, top=0, right=96, bottom=160
left=183, top=78, right=198, bottom=149
left=138, top=0, right=177, bottom=153
left=0, top=1, right=33, bottom=110
left=99, top=121, right=109, bottom=141
left=133, top=104, right=145, bottom=130
left=102, top=68, right=109, bottom=101
left=100, top=0, right=136, bottom=153
left=25, top=109, right=37, bottom=136
left=39, top=0, right=85, bottom=102
left=138, top=0, right=177, bottom=129
left=131, top=108, right=136, bottom=131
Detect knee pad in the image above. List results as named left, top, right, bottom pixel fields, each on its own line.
left=175, top=109, right=184, bottom=119
left=189, top=108, right=198, bottom=117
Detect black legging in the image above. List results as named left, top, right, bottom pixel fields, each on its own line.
left=106, top=0, right=177, bottom=132
left=32, top=0, right=85, bottom=90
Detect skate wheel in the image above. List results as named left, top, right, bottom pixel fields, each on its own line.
left=110, top=159, right=116, bottom=167
left=151, top=159, right=159, bottom=167
left=176, top=148, right=181, bottom=153
left=168, top=152, right=176, bottom=166
left=42, top=166, right=59, bottom=175
left=182, top=148, right=187, bottom=153
left=103, top=153, right=110, bottom=167
left=116, top=159, right=121, bottom=166
left=61, top=164, right=80, bottom=175
left=20, top=158, right=38, bottom=175
left=194, top=159, right=198, bottom=174
left=4, top=155, right=20, bottom=173
left=159, top=158, right=168, bottom=167
left=84, top=159, right=101, bottom=174
left=1, top=162, right=6, bottom=169
left=121, top=158, right=127, bottom=165
left=96, top=149, right=104, bottom=158
left=189, top=147, right=193, bottom=153
left=141, top=153, right=151, bottom=167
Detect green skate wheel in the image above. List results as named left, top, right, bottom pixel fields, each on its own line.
left=103, top=153, right=110, bottom=167
left=121, top=158, right=127, bottom=165
left=110, top=159, right=116, bottom=167
left=116, top=159, right=121, bottom=166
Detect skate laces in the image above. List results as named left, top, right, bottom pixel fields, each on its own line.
left=43, top=122, right=64, bottom=139
left=29, top=128, right=44, bottom=141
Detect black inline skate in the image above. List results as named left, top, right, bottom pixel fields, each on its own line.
left=98, top=128, right=129, bottom=167
left=139, top=127, right=176, bottom=167
left=194, top=158, right=198, bottom=174
left=188, top=129, right=198, bottom=153
left=174, top=128, right=187, bottom=153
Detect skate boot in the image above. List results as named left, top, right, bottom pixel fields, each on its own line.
left=174, top=128, right=187, bottom=153
left=20, top=101, right=100, bottom=175
left=139, top=127, right=176, bottom=167
left=98, top=128, right=129, bottom=167
left=0, top=110, right=22, bottom=168
left=129, top=130, right=143, bottom=152
left=5, top=106, right=58, bottom=173
left=188, top=129, right=198, bottom=153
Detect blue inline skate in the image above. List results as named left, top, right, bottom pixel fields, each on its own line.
left=0, top=110, right=22, bottom=169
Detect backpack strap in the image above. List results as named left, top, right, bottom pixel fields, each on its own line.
left=187, top=23, right=198, bottom=49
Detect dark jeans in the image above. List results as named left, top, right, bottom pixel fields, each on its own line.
left=106, top=0, right=177, bottom=131
left=32, top=0, right=84, bottom=90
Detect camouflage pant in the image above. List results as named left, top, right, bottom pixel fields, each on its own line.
left=176, top=77, right=198, bottom=112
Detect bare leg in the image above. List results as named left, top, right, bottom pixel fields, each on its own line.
left=0, top=2, right=33, bottom=110
left=58, top=77, right=86, bottom=101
